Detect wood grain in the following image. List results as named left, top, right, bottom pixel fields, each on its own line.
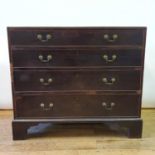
left=0, top=109, right=155, bottom=155
left=8, top=27, right=146, bottom=139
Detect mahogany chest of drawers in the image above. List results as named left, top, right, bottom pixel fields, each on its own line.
left=8, top=27, right=146, bottom=140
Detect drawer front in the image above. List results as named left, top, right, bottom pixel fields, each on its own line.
left=15, top=94, right=140, bottom=118
left=14, top=70, right=141, bottom=92
left=9, top=28, right=144, bottom=46
left=12, top=49, right=142, bottom=68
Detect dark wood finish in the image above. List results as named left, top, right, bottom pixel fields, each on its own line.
left=15, top=94, right=141, bottom=118
left=13, top=69, right=141, bottom=92
left=12, top=121, right=30, bottom=140
left=127, top=119, right=143, bottom=138
left=8, top=27, right=146, bottom=140
left=8, top=28, right=144, bottom=46
left=12, top=48, right=142, bottom=68
left=12, top=118, right=143, bottom=140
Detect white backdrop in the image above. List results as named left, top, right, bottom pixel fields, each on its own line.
left=0, top=0, right=155, bottom=109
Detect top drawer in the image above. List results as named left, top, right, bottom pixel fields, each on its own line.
left=8, top=27, right=145, bottom=46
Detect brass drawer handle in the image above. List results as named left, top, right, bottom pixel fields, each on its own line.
left=39, top=78, right=53, bottom=86
left=102, top=102, right=115, bottom=110
left=38, top=54, right=52, bottom=63
left=102, top=77, right=116, bottom=85
left=102, top=54, right=117, bottom=63
left=40, top=102, right=54, bottom=111
left=103, top=34, right=118, bottom=42
left=37, top=34, right=52, bottom=42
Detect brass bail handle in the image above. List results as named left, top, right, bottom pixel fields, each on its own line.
left=102, top=77, right=116, bottom=85
left=39, top=78, right=53, bottom=86
left=37, top=34, right=52, bottom=42
left=102, top=54, right=117, bottom=63
left=38, top=54, right=52, bottom=63
left=40, top=102, right=54, bottom=111
left=102, top=102, right=115, bottom=110
left=104, top=34, right=118, bottom=42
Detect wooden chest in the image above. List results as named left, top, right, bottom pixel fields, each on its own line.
left=8, top=27, right=146, bottom=140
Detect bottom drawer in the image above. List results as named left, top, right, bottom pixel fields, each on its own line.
left=15, top=94, right=141, bottom=118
